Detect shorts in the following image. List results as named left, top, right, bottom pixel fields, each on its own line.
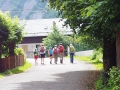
left=40, top=54, right=45, bottom=58
left=34, top=55, right=38, bottom=59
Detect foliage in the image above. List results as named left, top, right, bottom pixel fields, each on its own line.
left=0, top=61, right=32, bottom=78
left=14, top=48, right=24, bottom=55
left=46, top=0, right=120, bottom=77
left=96, top=67, right=120, bottom=90
left=47, top=0, right=120, bottom=46
left=5, top=15, right=23, bottom=43
left=73, top=34, right=94, bottom=51
left=90, top=48, right=103, bottom=61
left=0, top=11, right=24, bottom=57
left=42, top=23, right=71, bottom=50
left=74, top=34, right=102, bottom=49
left=0, top=11, right=10, bottom=41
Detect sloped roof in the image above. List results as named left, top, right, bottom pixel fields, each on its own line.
left=21, top=18, right=73, bottom=37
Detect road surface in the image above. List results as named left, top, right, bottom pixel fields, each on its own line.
left=0, top=57, right=96, bottom=90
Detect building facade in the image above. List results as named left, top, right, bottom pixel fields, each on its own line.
left=18, top=18, right=72, bottom=58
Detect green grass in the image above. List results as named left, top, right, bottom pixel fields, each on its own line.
left=0, top=61, right=32, bottom=78
left=75, top=56, right=103, bottom=70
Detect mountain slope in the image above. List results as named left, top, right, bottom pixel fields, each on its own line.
left=0, top=0, right=58, bottom=20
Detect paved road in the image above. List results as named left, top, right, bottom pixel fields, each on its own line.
left=0, top=57, right=96, bottom=90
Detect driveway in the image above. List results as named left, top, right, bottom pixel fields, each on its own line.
left=0, top=57, right=98, bottom=90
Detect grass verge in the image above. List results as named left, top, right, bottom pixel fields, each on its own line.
left=75, top=56, right=103, bottom=70
left=0, top=61, right=32, bottom=78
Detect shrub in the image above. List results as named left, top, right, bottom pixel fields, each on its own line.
left=96, top=67, right=120, bottom=90
left=90, top=48, right=103, bottom=61
left=14, top=48, right=24, bottom=55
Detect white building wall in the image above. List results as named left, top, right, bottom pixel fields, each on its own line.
left=17, top=43, right=40, bottom=58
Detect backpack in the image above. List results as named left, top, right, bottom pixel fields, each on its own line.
left=34, top=51, right=38, bottom=55
left=40, top=46, right=45, bottom=53
left=59, top=45, right=64, bottom=52
left=70, top=46, right=75, bottom=52
left=53, top=47, right=58, bottom=54
left=49, top=49, right=53, bottom=55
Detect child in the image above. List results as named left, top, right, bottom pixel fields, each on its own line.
left=48, top=47, right=53, bottom=64
left=34, top=49, right=38, bottom=65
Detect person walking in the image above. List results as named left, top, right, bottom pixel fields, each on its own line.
left=58, top=43, right=64, bottom=64
left=40, top=44, right=46, bottom=65
left=69, top=44, right=75, bottom=63
left=48, top=47, right=53, bottom=64
left=34, top=49, right=38, bottom=65
left=53, top=45, right=59, bottom=64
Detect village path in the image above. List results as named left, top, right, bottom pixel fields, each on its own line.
left=0, top=57, right=97, bottom=90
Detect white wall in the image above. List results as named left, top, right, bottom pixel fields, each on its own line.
left=75, top=50, right=94, bottom=56
left=17, top=43, right=40, bottom=58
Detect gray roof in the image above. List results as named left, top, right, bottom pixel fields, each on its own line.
left=21, top=18, right=73, bottom=37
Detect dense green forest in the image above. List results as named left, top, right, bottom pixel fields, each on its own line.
left=0, top=0, right=58, bottom=20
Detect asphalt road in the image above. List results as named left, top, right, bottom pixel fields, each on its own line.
left=0, top=57, right=96, bottom=90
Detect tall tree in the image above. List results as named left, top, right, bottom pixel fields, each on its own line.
left=46, top=0, right=120, bottom=79
left=42, top=22, right=71, bottom=50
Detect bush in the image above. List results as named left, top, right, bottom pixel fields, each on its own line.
left=96, top=67, right=120, bottom=90
left=90, top=48, right=103, bottom=61
left=14, top=48, right=24, bottom=55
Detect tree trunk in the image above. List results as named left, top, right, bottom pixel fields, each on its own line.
left=116, top=29, right=120, bottom=69
left=102, top=37, right=116, bottom=84
left=9, top=42, right=15, bottom=56
left=103, top=37, right=116, bottom=72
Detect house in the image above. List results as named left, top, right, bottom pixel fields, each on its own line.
left=18, top=18, right=73, bottom=58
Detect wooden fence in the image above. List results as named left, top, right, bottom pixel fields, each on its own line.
left=0, top=55, right=24, bottom=73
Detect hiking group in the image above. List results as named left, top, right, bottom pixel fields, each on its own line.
left=33, top=43, right=75, bottom=65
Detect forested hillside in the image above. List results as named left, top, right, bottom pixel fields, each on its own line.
left=0, top=0, right=58, bottom=20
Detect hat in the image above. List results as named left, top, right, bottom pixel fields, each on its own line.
left=41, top=43, right=44, bottom=46
left=54, top=45, right=57, bottom=47
left=70, top=44, right=72, bottom=46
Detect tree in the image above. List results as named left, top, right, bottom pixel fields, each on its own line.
left=7, top=16, right=23, bottom=56
left=0, top=11, right=24, bottom=57
left=0, top=11, right=11, bottom=58
left=46, top=0, right=120, bottom=81
left=42, top=22, right=71, bottom=50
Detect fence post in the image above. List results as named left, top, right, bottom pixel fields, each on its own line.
left=8, top=56, right=11, bottom=70
left=22, top=55, right=24, bottom=65
left=0, top=59, right=4, bottom=72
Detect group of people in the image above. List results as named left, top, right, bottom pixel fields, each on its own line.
left=33, top=43, right=75, bottom=65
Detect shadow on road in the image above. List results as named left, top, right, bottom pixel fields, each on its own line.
left=12, top=70, right=101, bottom=90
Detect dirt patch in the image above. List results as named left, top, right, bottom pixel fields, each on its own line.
left=82, top=70, right=102, bottom=90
